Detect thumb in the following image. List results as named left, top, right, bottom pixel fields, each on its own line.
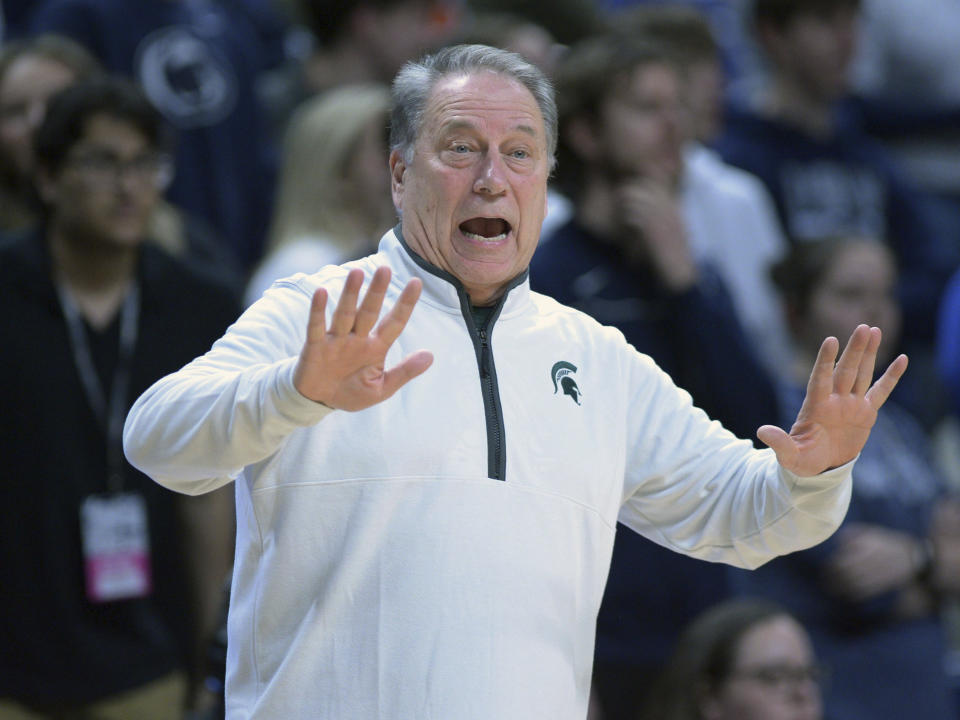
left=757, top=424, right=797, bottom=467
left=380, top=350, right=434, bottom=399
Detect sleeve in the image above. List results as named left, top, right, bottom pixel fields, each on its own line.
left=617, top=352, right=853, bottom=570
left=123, top=278, right=336, bottom=495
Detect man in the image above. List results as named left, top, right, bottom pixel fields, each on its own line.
left=715, top=0, right=952, bottom=347
left=124, top=44, right=907, bottom=719
left=0, top=77, right=238, bottom=718
left=618, top=5, right=794, bottom=375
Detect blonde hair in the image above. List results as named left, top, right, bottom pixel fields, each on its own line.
left=267, top=83, right=392, bottom=257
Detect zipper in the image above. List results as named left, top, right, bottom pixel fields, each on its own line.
left=392, top=226, right=517, bottom=481
left=475, top=323, right=505, bottom=480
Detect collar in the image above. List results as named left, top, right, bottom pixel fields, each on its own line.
left=378, top=225, right=532, bottom=320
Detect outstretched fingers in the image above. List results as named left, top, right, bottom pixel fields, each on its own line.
left=374, top=278, right=423, bottom=346
left=805, top=335, right=840, bottom=407
left=852, top=326, right=882, bottom=396
left=865, top=353, right=909, bottom=410
left=833, top=324, right=870, bottom=395
left=329, top=268, right=365, bottom=335
left=305, top=287, right=329, bottom=345
left=353, top=267, right=391, bottom=337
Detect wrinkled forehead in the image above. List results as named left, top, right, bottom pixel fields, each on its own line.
left=420, top=70, right=546, bottom=141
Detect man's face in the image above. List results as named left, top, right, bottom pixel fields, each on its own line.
left=593, top=62, right=684, bottom=183
left=766, top=7, right=859, bottom=102
left=390, top=71, right=550, bottom=306
left=41, top=113, right=166, bottom=249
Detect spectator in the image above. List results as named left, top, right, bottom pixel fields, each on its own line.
left=466, top=0, right=606, bottom=47
left=0, top=32, right=244, bottom=296
left=850, top=0, right=960, bottom=224
left=0, top=33, right=99, bottom=237
left=619, top=3, right=794, bottom=375
left=0, top=76, right=238, bottom=718
left=640, top=598, right=825, bottom=720
left=28, top=0, right=280, bottom=271
left=729, top=235, right=960, bottom=720
left=458, top=11, right=565, bottom=78
left=262, top=0, right=462, bottom=136
left=245, top=83, right=395, bottom=306
left=531, top=34, right=779, bottom=719
left=593, top=0, right=764, bottom=104
left=714, top=0, right=955, bottom=349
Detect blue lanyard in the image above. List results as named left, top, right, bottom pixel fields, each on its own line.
left=57, top=282, right=140, bottom=493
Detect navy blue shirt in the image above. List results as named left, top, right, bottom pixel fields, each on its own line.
left=0, top=233, right=239, bottom=704
left=714, top=107, right=954, bottom=343
left=30, top=0, right=278, bottom=270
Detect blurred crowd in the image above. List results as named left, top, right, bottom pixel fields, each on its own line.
left=1, top=0, right=959, bottom=719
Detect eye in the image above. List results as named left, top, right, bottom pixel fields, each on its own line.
left=453, top=143, right=471, bottom=153
left=510, top=148, right=530, bottom=159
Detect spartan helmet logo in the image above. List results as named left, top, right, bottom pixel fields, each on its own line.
left=551, top=361, right=582, bottom=405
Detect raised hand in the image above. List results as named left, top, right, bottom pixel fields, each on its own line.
left=757, top=324, right=908, bottom=476
left=616, top=172, right=697, bottom=291
left=824, top=523, right=922, bottom=601
left=293, top=266, right=433, bottom=411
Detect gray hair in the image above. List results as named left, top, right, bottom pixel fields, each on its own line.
left=389, top=44, right=557, bottom=170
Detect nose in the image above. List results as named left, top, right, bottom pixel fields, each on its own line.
left=473, top=151, right=507, bottom=196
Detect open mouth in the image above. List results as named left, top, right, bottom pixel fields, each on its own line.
left=459, top=217, right=512, bottom=242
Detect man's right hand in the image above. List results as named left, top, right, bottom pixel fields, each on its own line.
left=616, top=173, right=697, bottom=291
left=293, top=266, right=433, bottom=411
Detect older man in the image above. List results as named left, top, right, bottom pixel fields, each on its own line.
left=123, top=45, right=907, bottom=719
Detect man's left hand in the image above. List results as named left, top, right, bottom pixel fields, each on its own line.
left=757, top=324, right=908, bottom=476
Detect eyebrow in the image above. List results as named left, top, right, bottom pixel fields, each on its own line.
left=439, top=119, right=539, bottom=140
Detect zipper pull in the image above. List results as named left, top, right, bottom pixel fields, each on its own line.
left=478, top=328, right=490, bottom=377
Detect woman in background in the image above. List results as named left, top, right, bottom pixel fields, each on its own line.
left=0, top=33, right=99, bottom=237
left=245, top=83, right=396, bottom=306
left=728, top=236, right=960, bottom=720
left=640, top=598, right=824, bottom=720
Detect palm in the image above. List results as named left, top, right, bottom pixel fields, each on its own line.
left=758, top=325, right=907, bottom=476
left=294, top=266, right=433, bottom=411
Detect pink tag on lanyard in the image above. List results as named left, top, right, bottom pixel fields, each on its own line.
left=80, top=493, right=152, bottom=602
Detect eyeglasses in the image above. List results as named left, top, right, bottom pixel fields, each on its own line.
left=730, top=663, right=828, bottom=693
left=65, top=149, right=173, bottom=190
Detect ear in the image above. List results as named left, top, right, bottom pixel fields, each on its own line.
left=389, top=148, right=406, bottom=212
